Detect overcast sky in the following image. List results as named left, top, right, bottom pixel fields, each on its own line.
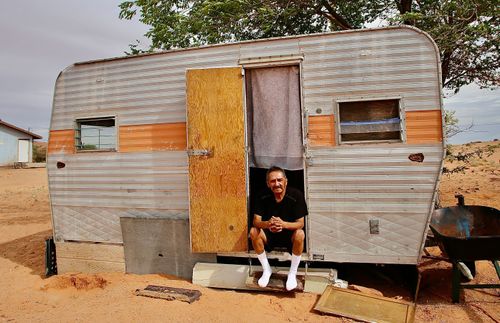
left=0, top=1, right=498, bottom=144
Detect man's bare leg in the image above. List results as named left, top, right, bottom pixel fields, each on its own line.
left=250, top=227, right=272, bottom=287
left=287, top=229, right=305, bottom=291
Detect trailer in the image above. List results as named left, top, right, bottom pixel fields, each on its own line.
left=47, top=26, right=444, bottom=278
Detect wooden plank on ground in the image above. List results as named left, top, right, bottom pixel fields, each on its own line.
left=314, top=285, right=415, bottom=323
left=135, top=285, right=201, bottom=303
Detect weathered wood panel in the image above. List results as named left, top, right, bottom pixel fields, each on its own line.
left=57, top=258, right=125, bottom=273
left=56, top=241, right=124, bottom=261
left=186, top=67, right=248, bottom=253
left=308, top=115, right=336, bottom=147
left=314, top=286, right=415, bottom=322
left=119, top=122, right=187, bottom=152
left=55, top=241, right=125, bottom=273
left=406, top=110, right=443, bottom=143
left=48, top=129, right=75, bottom=154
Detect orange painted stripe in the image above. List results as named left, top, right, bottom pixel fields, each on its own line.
left=308, top=115, right=336, bottom=147
left=48, top=129, right=75, bottom=154
left=406, top=110, right=443, bottom=143
left=119, top=122, right=187, bottom=152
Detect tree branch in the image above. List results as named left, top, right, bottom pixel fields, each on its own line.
left=318, top=0, right=353, bottom=30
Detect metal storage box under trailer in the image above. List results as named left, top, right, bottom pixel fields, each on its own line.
left=47, top=26, right=444, bottom=275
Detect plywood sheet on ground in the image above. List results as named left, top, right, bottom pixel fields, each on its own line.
left=314, top=285, right=415, bottom=323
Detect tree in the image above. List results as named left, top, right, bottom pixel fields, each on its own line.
left=390, top=0, right=499, bottom=92
left=119, top=0, right=499, bottom=93
left=32, top=142, right=47, bottom=163
left=444, top=109, right=474, bottom=139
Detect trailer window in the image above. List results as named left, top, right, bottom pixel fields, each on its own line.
left=75, top=117, right=116, bottom=151
left=338, top=99, right=402, bottom=143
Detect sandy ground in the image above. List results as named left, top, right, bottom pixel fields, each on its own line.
left=0, top=141, right=499, bottom=322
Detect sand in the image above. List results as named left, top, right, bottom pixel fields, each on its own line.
left=0, top=141, right=498, bottom=322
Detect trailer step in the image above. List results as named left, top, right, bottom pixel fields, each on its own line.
left=245, top=271, right=304, bottom=292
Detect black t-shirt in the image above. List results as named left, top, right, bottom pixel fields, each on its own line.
left=254, top=187, right=308, bottom=222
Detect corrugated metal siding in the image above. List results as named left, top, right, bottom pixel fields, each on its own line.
left=51, top=45, right=241, bottom=130
left=307, top=144, right=442, bottom=263
left=51, top=28, right=440, bottom=130
left=119, top=122, right=187, bottom=152
left=47, top=151, right=188, bottom=242
left=239, top=38, right=300, bottom=59
left=52, top=206, right=188, bottom=243
left=48, top=151, right=188, bottom=208
left=49, top=27, right=443, bottom=260
left=299, top=29, right=440, bottom=114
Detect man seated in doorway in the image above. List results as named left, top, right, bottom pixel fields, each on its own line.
left=249, top=166, right=307, bottom=291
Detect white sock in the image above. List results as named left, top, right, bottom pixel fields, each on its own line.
left=286, top=254, right=301, bottom=291
left=257, top=251, right=272, bottom=288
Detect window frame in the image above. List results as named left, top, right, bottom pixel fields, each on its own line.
left=74, top=116, right=117, bottom=152
left=334, top=97, right=407, bottom=145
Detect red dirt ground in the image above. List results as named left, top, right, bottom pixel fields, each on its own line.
left=0, top=141, right=498, bottom=322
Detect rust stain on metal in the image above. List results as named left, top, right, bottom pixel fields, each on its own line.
left=408, top=153, right=424, bottom=163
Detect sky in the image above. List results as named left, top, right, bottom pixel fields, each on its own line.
left=0, top=2, right=498, bottom=144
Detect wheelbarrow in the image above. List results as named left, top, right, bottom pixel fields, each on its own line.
left=429, top=195, right=500, bottom=303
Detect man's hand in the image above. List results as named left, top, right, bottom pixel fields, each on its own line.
left=269, top=216, right=284, bottom=233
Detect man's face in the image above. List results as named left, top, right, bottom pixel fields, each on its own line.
left=267, top=170, right=287, bottom=195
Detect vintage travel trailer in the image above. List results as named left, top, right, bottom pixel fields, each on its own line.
left=47, top=26, right=444, bottom=277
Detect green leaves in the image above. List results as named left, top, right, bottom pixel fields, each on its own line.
left=392, top=0, right=499, bottom=92
left=119, top=0, right=499, bottom=92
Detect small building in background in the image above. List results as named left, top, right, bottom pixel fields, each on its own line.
left=0, top=119, right=43, bottom=166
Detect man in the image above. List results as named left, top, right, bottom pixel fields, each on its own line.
left=249, top=166, right=307, bottom=291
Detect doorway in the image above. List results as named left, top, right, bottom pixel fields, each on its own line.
left=18, top=139, right=30, bottom=162
left=244, top=65, right=306, bottom=251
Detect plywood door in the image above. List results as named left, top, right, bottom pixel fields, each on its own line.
left=186, top=67, right=248, bottom=253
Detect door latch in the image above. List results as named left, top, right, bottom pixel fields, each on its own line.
left=187, top=149, right=212, bottom=157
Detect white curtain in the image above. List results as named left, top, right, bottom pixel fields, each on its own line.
left=246, top=66, right=303, bottom=170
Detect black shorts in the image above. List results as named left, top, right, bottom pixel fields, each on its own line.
left=263, top=229, right=293, bottom=253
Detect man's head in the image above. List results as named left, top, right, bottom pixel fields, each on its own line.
left=266, top=166, right=287, bottom=196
